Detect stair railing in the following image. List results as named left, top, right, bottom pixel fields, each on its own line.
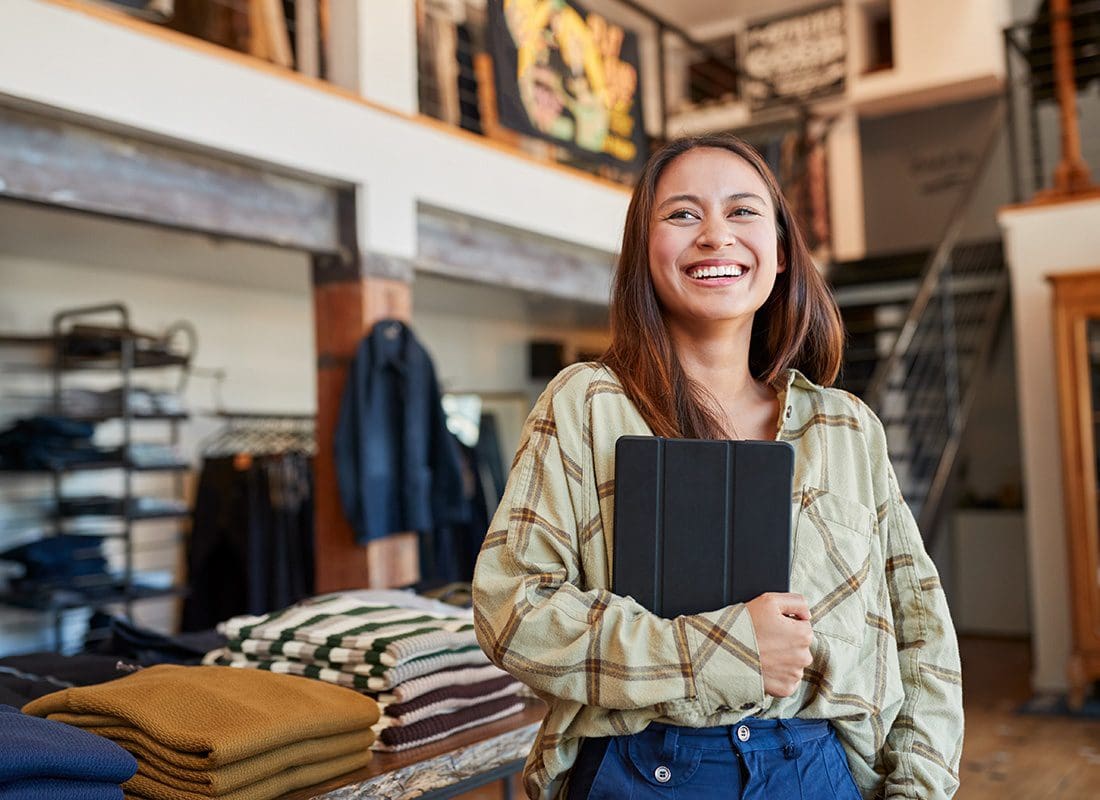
left=863, top=102, right=1011, bottom=543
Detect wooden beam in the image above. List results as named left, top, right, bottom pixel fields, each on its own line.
left=312, top=190, right=420, bottom=592
left=0, top=104, right=340, bottom=251
left=313, top=273, right=419, bottom=592
left=1046, top=0, right=1094, bottom=196
left=416, top=204, right=616, bottom=305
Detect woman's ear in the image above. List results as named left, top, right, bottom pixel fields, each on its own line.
left=776, top=244, right=788, bottom=274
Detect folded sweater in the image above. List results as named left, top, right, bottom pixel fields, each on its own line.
left=220, top=596, right=474, bottom=665
left=0, top=778, right=123, bottom=800
left=376, top=663, right=508, bottom=704
left=381, top=675, right=522, bottom=726
left=227, top=631, right=477, bottom=667
left=206, top=647, right=489, bottom=692
left=22, top=665, right=379, bottom=768
left=121, top=748, right=371, bottom=800
left=47, top=725, right=373, bottom=794
left=374, top=697, right=525, bottom=752
left=0, top=704, right=136, bottom=784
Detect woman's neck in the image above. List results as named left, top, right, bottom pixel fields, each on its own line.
left=668, top=319, right=757, bottom=402
left=667, top=316, right=780, bottom=440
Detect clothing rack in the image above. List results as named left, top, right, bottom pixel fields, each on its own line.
left=200, top=410, right=316, bottom=457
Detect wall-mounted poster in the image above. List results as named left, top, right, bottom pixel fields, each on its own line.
left=487, top=0, right=647, bottom=173
left=741, top=3, right=846, bottom=110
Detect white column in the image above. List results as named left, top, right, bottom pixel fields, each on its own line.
left=826, top=108, right=866, bottom=262
left=326, top=0, right=418, bottom=115
left=998, top=196, right=1100, bottom=691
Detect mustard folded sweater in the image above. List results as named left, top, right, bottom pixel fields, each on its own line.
left=23, top=665, right=380, bottom=800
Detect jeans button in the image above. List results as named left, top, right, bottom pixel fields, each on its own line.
left=736, top=724, right=751, bottom=742
left=654, top=765, right=671, bottom=783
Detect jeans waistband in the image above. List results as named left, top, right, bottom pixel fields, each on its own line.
left=645, top=718, right=832, bottom=753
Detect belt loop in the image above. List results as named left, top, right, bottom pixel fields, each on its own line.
left=778, top=719, right=802, bottom=760
left=660, top=725, right=679, bottom=763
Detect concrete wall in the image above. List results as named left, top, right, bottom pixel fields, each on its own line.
left=999, top=195, right=1100, bottom=691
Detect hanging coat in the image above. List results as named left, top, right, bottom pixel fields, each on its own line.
left=334, top=319, right=468, bottom=544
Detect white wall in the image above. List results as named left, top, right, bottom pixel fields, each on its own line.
left=999, top=195, right=1100, bottom=691
left=0, top=200, right=316, bottom=654
left=0, top=0, right=629, bottom=261
left=0, top=201, right=610, bottom=655
left=847, top=0, right=1010, bottom=113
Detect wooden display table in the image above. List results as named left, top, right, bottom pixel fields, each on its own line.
left=282, top=700, right=544, bottom=800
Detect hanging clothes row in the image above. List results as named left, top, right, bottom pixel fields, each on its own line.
left=180, top=413, right=315, bottom=632
left=334, top=319, right=507, bottom=588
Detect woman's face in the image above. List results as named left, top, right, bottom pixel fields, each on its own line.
left=648, top=147, right=784, bottom=334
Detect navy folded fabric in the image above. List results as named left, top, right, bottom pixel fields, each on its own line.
left=0, top=705, right=136, bottom=784
left=0, top=777, right=124, bottom=800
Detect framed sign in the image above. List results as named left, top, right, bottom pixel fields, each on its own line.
left=487, top=0, right=647, bottom=172
left=742, top=3, right=847, bottom=110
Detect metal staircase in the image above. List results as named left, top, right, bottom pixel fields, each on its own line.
left=834, top=105, right=1012, bottom=547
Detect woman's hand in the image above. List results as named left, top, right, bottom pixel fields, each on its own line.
left=745, top=592, right=814, bottom=697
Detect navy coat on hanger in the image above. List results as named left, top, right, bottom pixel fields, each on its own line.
left=334, top=319, right=468, bottom=545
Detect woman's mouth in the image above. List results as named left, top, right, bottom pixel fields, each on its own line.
left=685, top=263, right=746, bottom=283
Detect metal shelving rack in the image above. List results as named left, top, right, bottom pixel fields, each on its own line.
left=0, top=302, right=195, bottom=650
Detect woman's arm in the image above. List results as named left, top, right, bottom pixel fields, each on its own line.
left=472, top=369, right=767, bottom=716
left=865, top=407, right=964, bottom=798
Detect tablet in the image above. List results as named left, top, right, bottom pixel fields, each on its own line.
left=612, top=436, right=794, bottom=618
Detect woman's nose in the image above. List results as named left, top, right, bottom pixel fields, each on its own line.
left=696, top=218, right=735, bottom=250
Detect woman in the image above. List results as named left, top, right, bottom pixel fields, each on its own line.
left=472, top=133, right=963, bottom=799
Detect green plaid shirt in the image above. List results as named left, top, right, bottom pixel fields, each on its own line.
left=472, top=363, right=963, bottom=799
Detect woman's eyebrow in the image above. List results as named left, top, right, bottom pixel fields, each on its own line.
left=656, top=192, right=767, bottom=208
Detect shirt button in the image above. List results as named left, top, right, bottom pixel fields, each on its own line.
left=785, top=406, right=793, bottom=419
left=654, top=765, right=671, bottom=783
left=736, top=724, right=751, bottom=742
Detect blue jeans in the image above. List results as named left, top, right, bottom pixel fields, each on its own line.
left=567, top=718, right=863, bottom=799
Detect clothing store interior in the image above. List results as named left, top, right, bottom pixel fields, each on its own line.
left=1, top=0, right=1099, bottom=798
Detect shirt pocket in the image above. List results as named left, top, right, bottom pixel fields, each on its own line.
left=789, top=487, right=876, bottom=647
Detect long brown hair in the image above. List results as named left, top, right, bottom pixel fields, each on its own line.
left=601, top=132, right=844, bottom=440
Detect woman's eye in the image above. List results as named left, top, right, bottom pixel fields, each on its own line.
left=730, top=206, right=761, bottom=218
left=666, top=209, right=699, bottom=221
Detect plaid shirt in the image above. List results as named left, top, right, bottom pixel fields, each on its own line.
left=472, top=364, right=963, bottom=800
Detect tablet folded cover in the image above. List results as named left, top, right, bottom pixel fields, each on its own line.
left=612, top=436, right=794, bottom=618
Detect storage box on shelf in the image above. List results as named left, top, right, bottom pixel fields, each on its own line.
left=0, top=302, right=194, bottom=651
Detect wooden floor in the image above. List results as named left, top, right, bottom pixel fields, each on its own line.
left=458, top=637, right=1100, bottom=799
left=957, top=637, right=1100, bottom=799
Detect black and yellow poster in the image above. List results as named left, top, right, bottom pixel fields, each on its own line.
left=488, top=0, right=647, bottom=172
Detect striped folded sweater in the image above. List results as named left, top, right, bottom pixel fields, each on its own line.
left=374, top=697, right=525, bottom=752
left=205, top=647, right=490, bottom=692
left=218, top=595, right=476, bottom=667
left=379, top=675, right=522, bottom=727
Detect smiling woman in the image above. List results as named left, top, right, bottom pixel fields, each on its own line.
left=471, top=133, right=964, bottom=800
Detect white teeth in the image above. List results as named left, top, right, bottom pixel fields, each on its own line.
left=688, top=265, right=745, bottom=279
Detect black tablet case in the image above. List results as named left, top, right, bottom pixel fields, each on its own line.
left=612, top=436, right=794, bottom=618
